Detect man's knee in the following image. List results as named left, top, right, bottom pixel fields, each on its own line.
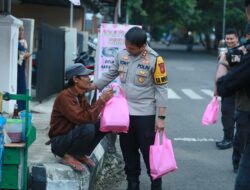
left=77, top=124, right=96, bottom=141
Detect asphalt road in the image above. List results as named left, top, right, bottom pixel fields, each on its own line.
left=115, top=43, right=236, bottom=190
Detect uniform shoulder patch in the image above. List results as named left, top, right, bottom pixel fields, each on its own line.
left=153, top=56, right=168, bottom=85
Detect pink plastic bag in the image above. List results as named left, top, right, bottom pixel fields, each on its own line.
left=150, top=131, right=177, bottom=180
left=201, top=96, right=219, bottom=126
left=100, top=85, right=130, bottom=133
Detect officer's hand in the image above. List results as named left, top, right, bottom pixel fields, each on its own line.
left=155, top=118, right=165, bottom=132
left=100, top=88, right=113, bottom=102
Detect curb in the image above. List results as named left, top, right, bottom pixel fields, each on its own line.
left=29, top=137, right=108, bottom=190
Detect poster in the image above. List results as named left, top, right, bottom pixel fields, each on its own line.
left=95, top=23, right=140, bottom=85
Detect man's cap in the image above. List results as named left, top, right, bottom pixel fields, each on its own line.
left=65, top=63, right=93, bottom=80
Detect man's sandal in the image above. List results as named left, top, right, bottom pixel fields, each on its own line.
left=60, top=159, right=85, bottom=172
left=75, top=155, right=96, bottom=167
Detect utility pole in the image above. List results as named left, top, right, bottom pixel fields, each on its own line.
left=125, top=6, right=129, bottom=24
left=222, top=0, right=227, bottom=39
left=114, top=0, right=121, bottom=24
left=70, top=3, right=74, bottom=27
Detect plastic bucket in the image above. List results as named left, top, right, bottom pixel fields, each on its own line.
left=20, top=111, right=32, bottom=142
left=0, top=116, right=6, bottom=130
left=6, top=119, right=22, bottom=143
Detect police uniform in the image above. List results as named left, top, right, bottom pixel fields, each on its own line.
left=94, top=45, right=168, bottom=189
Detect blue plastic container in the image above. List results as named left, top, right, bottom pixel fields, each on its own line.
left=0, top=115, right=6, bottom=183
left=20, top=111, right=32, bottom=142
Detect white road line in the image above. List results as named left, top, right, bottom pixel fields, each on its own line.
left=201, top=89, right=214, bottom=97
left=168, top=88, right=181, bottom=99
left=181, top=89, right=203, bottom=99
left=174, top=138, right=216, bottom=142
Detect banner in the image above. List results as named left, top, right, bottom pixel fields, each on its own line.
left=69, top=0, right=81, bottom=6
left=95, top=23, right=139, bottom=85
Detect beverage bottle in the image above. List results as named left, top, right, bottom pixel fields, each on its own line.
left=218, top=39, right=227, bottom=56
left=12, top=104, right=19, bottom=119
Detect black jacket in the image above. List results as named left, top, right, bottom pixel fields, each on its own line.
left=217, top=56, right=250, bottom=97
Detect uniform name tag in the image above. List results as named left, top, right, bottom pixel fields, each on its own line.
left=120, top=60, right=129, bottom=65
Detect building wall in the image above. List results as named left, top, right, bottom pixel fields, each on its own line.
left=11, top=3, right=83, bottom=49
left=12, top=4, right=83, bottom=30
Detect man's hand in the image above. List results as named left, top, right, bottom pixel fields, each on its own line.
left=24, top=52, right=31, bottom=60
left=215, top=53, right=230, bottom=81
left=100, top=88, right=113, bottom=102
left=155, top=118, right=165, bottom=132
left=88, top=83, right=97, bottom=91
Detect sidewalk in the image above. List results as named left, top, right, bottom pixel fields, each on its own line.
left=28, top=95, right=111, bottom=190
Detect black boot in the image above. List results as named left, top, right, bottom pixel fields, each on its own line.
left=216, top=139, right=224, bottom=147
left=233, top=163, right=239, bottom=173
left=127, top=181, right=140, bottom=190
left=216, top=139, right=233, bottom=149
left=233, top=161, right=239, bottom=173
left=151, top=178, right=162, bottom=190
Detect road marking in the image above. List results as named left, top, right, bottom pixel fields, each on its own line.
left=174, top=138, right=215, bottom=142
left=201, top=89, right=214, bottom=97
left=181, top=89, right=203, bottom=99
left=168, top=88, right=181, bottom=99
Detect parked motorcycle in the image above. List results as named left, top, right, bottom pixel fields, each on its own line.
left=74, top=41, right=96, bottom=70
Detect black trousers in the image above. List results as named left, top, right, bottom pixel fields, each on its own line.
left=235, top=142, right=250, bottom=190
left=119, top=115, right=162, bottom=188
left=221, top=96, right=235, bottom=140
left=51, top=121, right=106, bottom=158
left=233, top=110, right=250, bottom=165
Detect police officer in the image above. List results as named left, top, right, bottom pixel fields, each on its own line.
left=90, top=27, right=168, bottom=190
left=215, top=4, right=250, bottom=177
left=231, top=25, right=250, bottom=173
left=216, top=28, right=239, bottom=150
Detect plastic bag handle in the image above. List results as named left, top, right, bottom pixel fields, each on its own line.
left=111, top=83, right=125, bottom=98
left=212, top=96, right=218, bottom=102
left=154, top=131, right=168, bottom=145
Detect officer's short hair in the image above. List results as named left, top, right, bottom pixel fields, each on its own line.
left=225, top=28, right=238, bottom=37
left=125, top=27, right=147, bottom=48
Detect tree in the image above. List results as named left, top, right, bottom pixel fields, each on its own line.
left=126, top=0, right=198, bottom=40
left=193, top=0, right=246, bottom=50
left=125, top=0, right=246, bottom=48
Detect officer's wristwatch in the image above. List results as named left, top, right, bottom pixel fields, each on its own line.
left=158, top=116, right=166, bottom=120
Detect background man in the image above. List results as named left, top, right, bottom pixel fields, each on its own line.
left=230, top=25, right=250, bottom=173
left=216, top=0, right=250, bottom=188
left=216, top=28, right=239, bottom=150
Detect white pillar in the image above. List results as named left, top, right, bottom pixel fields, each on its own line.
left=0, top=15, right=22, bottom=113
left=78, top=31, right=89, bottom=52
left=60, top=27, right=77, bottom=69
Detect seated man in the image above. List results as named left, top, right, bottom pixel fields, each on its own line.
left=47, top=63, right=113, bottom=171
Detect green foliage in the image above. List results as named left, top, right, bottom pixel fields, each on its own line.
left=125, top=0, right=247, bottom=40
left=126, top=0, right=147, bottom=19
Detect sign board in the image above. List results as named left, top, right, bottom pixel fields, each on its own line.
left=95, top=23, right=140, bottom=86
